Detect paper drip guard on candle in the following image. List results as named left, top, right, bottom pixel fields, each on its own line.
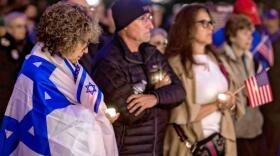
left=150, top=65, right=167, bottom=85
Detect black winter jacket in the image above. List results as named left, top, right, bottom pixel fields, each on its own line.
left=92, top=35, right=185, bottom=156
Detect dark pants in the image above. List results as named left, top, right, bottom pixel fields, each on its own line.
left=237, top=134, right=270, bottom=156
left=236, top=128, right=280, bottom=156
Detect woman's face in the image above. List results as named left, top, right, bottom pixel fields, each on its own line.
left=231, top=28, right=253, bottom=52
left=149, top=33, right=167, bottom=54
left=64, top=42, right=88, bottom=63
left=193, top=10, right=214, bottom=45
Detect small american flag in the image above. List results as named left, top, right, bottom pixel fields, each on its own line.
left=244, top=70, right=273, bottom=108
left=255, top=35, right=274, bottom=66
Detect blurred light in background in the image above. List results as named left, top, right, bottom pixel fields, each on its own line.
left=86, top=0, right=100, bottom=6
left=151, top=0, right=171, bottom=4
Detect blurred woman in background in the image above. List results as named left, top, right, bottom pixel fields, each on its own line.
left=220, top=14, right=264, bottom=156
left=149, top=28, right=168, bottom=54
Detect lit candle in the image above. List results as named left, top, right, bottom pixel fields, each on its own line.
left=105, top=108, right=117, bottom=118
left=217, top=93, right=228, bottom=102
left=151, top=70, right=166, bottom=85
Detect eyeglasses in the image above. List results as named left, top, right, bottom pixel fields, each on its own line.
left=196, top=20, right=215, bottom=29
left=10, top=24, right=27, bottom=29
left=151, top=39, right=168, bottom=47
left=138, top=14, right=153, bottom=24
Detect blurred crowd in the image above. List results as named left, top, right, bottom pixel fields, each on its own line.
left=1, top=0, right=280, bottom=155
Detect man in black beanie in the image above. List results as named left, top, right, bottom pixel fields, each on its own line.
left=92, top=0, right=185, bottom=155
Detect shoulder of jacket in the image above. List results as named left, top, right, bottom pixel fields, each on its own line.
left=168, top=55, right=182, bottom=66
left=168, top=55, right=181, bottom=63
left=168, top=55, right=184, bottom=74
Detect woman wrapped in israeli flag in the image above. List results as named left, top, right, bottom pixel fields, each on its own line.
left=0, top=2, right=119, bottom=156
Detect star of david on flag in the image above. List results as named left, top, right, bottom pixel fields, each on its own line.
left=85, top=82, right=96, bottom=95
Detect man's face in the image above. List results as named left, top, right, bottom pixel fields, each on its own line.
left=7, top=17, right=27, bottom=41
left=263, top=18, right=279, bottom=34
left=124, top=13, right=154, bottom=44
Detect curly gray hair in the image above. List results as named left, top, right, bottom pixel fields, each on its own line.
left=36, top=2, right=100, bottom=56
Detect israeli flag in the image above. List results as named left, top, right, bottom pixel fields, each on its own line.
left=0, top=43, right=118, bottom=156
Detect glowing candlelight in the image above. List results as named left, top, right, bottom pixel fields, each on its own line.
left=105, top=108, right=117, bottom=118
left=150, top=66, right=166, bottom=85
left=217, top=93, right=228, bottom=102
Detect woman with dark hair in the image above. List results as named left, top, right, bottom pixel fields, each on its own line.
left=0, top=2, right=118, bottom=156
left=164, top=4, right=244, bottom=156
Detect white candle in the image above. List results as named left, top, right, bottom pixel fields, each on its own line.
left=105, top=108, right=117, bottom=118
left=217, top=93, right=228, bottom=102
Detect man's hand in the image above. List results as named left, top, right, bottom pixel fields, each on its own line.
left=154, top=75, right=172, bottom=89
left=127, top=94, right=158, bottom=116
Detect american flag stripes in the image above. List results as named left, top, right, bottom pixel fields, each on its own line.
left=255, top=35, right=274, bottom=66
left=244, top=70, right=273, bottom=108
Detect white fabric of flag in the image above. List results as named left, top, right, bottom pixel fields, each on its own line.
left=0, top=43, right=118, bottom=156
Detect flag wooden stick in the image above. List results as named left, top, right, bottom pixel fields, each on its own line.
left=233, top=85, right=245, bottom=95
left=233, top=67, right=270, bottom=95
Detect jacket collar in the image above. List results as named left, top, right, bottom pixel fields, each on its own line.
left=223, top=43, right=253, bottom=62
left=113, top=34, right=157, bottom=64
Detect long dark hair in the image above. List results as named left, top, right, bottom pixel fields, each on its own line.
left=165, top=4, right=218, bottom=76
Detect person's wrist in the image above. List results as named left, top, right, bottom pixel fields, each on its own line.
left=150, top=92, right=159, bottom=105
left=152, top=94, right=158, bottom=105
left=217, top=101, right=229, bottom=111
left=216, top=101, right=222, bottom=111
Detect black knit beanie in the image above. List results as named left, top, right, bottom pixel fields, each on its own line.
left=111, top=0, right=151, bottom=32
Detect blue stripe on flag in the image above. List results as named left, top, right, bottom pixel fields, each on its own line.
left=94, top=90, right=102, bottom=113
left=64, top=59, right=76, bottom=79
left=0, top=116, right=19, bottom=155
left=1, top=55, right=72, bottom=156
left=77, top=68, right=87, bottom=103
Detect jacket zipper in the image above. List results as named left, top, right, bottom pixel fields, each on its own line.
left=120, top=124, right=126, bottom=152
left=153, top=109, right=157, bottom=156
